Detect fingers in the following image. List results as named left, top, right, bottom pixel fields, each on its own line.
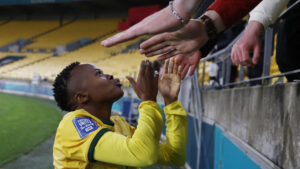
left=152, top=62, right=159, bottom=84
left=144, top=60, right=156, bottom=82
left=137, top=60, right=146, bottom=83
left=157, top=50, right=181, bottom=61
left=175, top=54, right=184, bottom=64
left=140, top=41, right=170, bottom=54
left=240, top=49, right=253, bottom=67
left=149, top=61, right=155, bottom=77
left=178, top=65, right=183, bottom=77
left=145, top=60, right=151, bottom=78
left=189, top=64, right=197, bottom=76
left=163, top=57, right=181, bottom=75
left=173, top=57, right=178, bottom=74
left=164, top=59, right=169, bottom=74
left=126, top=76, right=140, bottom=98
left=252, top=44, right=261, bottom=65
left=101, top=23, right=144, bottom=47
left=140, top=33, right=168, bottom=50
left=145, top=46, right=176, bottom=57
left=101, top=31, right=133, bottom=47
left=126, top=76, right=137, bottom=88
left=169, top=58, right=174, bottom=74
left=231, top=45, right=241, bottom=66
left=188, top=51, right=201, bottom=75
left=231, top=50, right=237, bottom=66
left=181, top=64, right=189, bottom=80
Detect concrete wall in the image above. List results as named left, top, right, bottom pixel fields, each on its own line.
left=202, top=82, right=300, bottom=169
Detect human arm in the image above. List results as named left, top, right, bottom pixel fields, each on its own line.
left=249, top=0, right=290, bottom=29
left=231, top=21, right=263, bottom=66
left=139, top=10, right=224, bottom=59
left=158, top=101, right=187, bottom=166
left=139, top=19, right=209, bottom=59
left=207, top=0, right=262, bottom=28
left=93, top=101, right=163, bottom=167
left=101, top=0, right=201, bottom=47
left=157, top=58, right=187, bottom=166
left=139, top=0, right=262, bottom=59
left=92, top=60, right=163, bottom=167
left=231, top=0, right=289, bottom=66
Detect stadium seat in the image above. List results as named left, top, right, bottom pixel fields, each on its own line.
left=0, top=20, right=59, bottom=47
left=24, top=18, right=121, bottom=50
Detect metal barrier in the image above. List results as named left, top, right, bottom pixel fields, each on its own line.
left=198, top=0, right=300, bottom=88
left=186, top=1, right=300, bottom=168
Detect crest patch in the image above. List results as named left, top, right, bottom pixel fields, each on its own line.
left=72, top=117, right=99, bottom=139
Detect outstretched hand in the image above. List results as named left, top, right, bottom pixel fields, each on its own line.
left=158, top=58, right=182, bottom=105
left=231, top=21, right=263, bottom=66
left=176, top=50, right=201, bottom=79
left=140, top=19, right=209, bottom=60
left=101, top=7, right=185, bottom=47
left=100, top=0, right=203, bottom=47
left=126, top=60, right=158, bottom=102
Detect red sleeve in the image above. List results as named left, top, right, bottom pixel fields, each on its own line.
left=207, top=0, right=262, bottom=28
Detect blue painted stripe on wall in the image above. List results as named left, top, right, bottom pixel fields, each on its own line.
left=186, top=114, right=261, bottom=169
left=214, top=127, right=261, bottom=169
left=186, top=115, right=199, bottom=169
left=200, top=122, right=214, bottom=169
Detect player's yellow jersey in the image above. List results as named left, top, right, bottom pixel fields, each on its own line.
left=53, top=100, right=187, bottom=169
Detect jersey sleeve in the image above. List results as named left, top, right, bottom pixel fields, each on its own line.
left=53, top=116, right=104, bottom=168
left=157, top=100, right=187, bottom=166
left=92, top=101, right=164, bottom=167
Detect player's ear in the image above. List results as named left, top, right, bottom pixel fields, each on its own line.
left=74, top=91, right=89, bottom=105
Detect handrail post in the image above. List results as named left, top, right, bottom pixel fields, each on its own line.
left=201, top=61, right=206, bottom=86
left=225, top=51, right=232, bottom=86
left=221, top=60, right=226, bottom=85
left=263, top=27, right=274, bottom=85
left=239, top=65, right=245, bottom=82
left=191, top=68, right=203, bottom=169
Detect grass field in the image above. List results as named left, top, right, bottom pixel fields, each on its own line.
left=0, top=93, right=62, bottom=166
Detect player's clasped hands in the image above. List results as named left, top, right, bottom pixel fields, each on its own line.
left=126, top=58, right=183, bottom=105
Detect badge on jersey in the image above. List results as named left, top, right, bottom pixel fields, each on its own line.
left=72, top=117, right=99, bottom=139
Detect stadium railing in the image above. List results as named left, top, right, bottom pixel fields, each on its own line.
left=185, top=1, right=300, bottom=169
left=198, top=0, right=300, bottom=88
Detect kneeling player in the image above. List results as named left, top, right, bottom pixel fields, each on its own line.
left=52, top=58, right=187, bottom=169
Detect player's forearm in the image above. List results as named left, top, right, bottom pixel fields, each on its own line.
left=135, top=101, right=164, bottom=141
left=93, top=101, right=163, bottom=167
left=158, top=100, right=187, bottom=166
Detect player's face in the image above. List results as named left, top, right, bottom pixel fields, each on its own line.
left=71, top=64, right=123, bottom=104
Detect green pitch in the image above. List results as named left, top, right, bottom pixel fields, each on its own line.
left=0, top=93, right=62, bottom=166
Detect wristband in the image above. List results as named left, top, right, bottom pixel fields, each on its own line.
left=169, top=1, right=187, bottom=25
left=199, top=14, right=218, bottom=40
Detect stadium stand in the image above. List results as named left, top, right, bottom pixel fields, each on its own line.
left=0, top=17, right=284, bottom=86
left=0, top=53, right=51, bottom=79
left=0, top=32, right=150, bottom=82
left=24, top=18, right=120, bottom=50
left=0, top=20, right=59, bottom=47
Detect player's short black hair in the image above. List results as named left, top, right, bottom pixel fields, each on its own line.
left=53, top=62, right=80, bottom=111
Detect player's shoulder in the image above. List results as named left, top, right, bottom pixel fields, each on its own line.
left=57, top=109, right=102, bottom=138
